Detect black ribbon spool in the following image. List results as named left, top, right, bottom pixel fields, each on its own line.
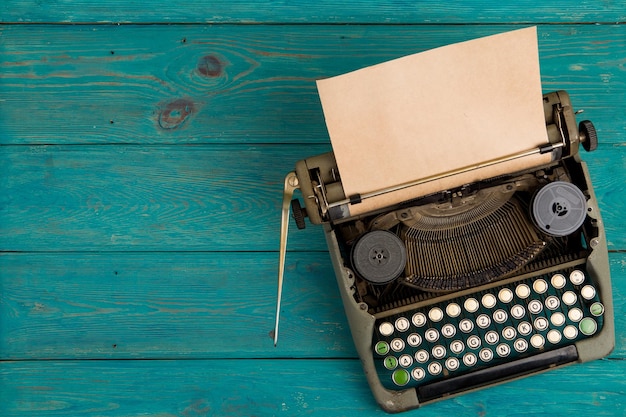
left=351, top=230, right=407, bottom=285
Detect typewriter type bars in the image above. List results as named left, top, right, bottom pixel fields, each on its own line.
left=274, top=91, right=613, bottom=413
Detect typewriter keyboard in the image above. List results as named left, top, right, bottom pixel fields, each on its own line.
left=373, top=267, right=605, bottom=390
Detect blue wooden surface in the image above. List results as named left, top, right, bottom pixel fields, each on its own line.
left=1, top=3, right=625, bottom=416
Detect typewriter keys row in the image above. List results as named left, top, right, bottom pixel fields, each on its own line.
left=373, top=268, right=605, bottom=390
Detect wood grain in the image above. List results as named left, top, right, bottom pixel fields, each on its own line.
left=1, top=24, right=624, bottom=145
left=2, top=0, right=625, bottom=24
left=0, top=358, right=624, bottom=416
left=1, top=252, right=624, bottom=360
left=1, top=2, right=625, bottom=415
left=1, top=144, right=624, bottom=251
left=0, top=251, right=353, bottom=359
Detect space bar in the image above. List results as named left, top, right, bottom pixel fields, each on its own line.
left=418, top=345, right=578, bottom=402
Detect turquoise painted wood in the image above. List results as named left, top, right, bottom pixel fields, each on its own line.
left=1, top=2, right=625, bottom=416
left=1, top=25, right=624, bottom=145
left=1, top=252, right=625, bottom=360
left=0, top=359, right=624, bottom=416
left=1, top=145, right=624, bottom=251
left=2, top=1, right=625, bottom=23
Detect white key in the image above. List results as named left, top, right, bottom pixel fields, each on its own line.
left=407, top=333, right=422, bottom=347
left=581, top=285, right=596, bottom=300
left=545, top=296, right=560, bottom=310
left=450, top=340, right=465, bottom=354
left=534, top=317, right=549, bottom=331
left=476, top=314, right=491, bottom=329
left=550, top=312, right=566, bottom=327
left=551, top=273, right=566, bottom=289
left=428, top=362, right=442, bottom=376
left=479, top=348, right=493, bottom=362
left=528, top=300, right=543, bottom=314
left=547, top=329, right=562, bottom=344
left=563, top=325, right=578, bottom=340
left=415, top=349, right=429, bottom=363
left=391, top=338, right=405, bottom=352
left=498, top=288, right=514, bottom=303
left=459, top=319, right=474, bottom=333
left=482, top=293, right=497, bottom=309
left=493, top=309, right=508, bottom=324
left=496, top=343, right=511, bottom=357
left=530, top=334, right=545, bottom=348
left=464, top=298, right=479, bottom=313
left=399, top=354, right=413, bottom=367
left=562, top=291, right=578, bottom=306
left=533, top=279, right=548, bottom=294
left=518, top=321, right=532, bottom=336
left=432, top=345, right=446, bottom=359
left=467, top=335, right=481, bottom=350
left=441, top=324, right=456, bottom=338
left=570, top=270, right=585, bottom=285
left=412, top=312, right=427, bottom=327
left=568, top=308, right=583, bottom=322
left=412, top=368, right=426, bottom=381
left=445, top=357, right=460, bottom=372
left=429, top=307, right=444, bottom=322
left=514, top=338, right=528, bottom=353
left=425, top=328, right=439, bottom=343
left=395, top=317, right=410, bottom=332
left=502, top=326, right=516, bottom=340
left=463, top=352, right=477, bottom=367
left=516, top=284, right=531, bottom=299
left=485, top=331, right=499, bottom=345
left=446, top=302, right=461, bottom=318
left=511, top=304, right=526, bottom=319
left=379, top=322, right=394, bottom=336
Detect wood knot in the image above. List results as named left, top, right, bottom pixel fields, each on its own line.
left=197, top=54, right=223, bottom=77
left=158, top=98, right=194, bottom=130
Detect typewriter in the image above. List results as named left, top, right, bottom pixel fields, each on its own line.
left=274, top=90, right=614, bottom=412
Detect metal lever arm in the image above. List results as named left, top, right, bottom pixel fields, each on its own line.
left=274, top=172, right=300, bottom=346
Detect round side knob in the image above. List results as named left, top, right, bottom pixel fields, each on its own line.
left=579, top=120, right=598, bottom=152
left=291, top=199, right=307, bottom=229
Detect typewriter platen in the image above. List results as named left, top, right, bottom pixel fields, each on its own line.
left=275, top=91, right=614, bottom=413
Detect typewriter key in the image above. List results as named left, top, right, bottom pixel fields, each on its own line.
left=351, top=230, right=407, bottom=284
left=531, top=181, right=587, bottom=237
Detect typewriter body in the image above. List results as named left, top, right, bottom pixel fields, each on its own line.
left=275, top=91, right=613, bottom=413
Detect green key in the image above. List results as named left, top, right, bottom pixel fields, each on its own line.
left=375, top=341, right=390, bottom=355
left=384, top=356, right=398, bottom=370
left=590, top=302, right=605, bottom=317
left=579, top=317, right=598, bottom=336
left=392, top=369, right=410, bottom=386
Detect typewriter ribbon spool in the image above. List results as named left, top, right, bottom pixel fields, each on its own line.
left=351, top=230, right=407, bottom=285
left=531, top=181, right=587, bottom=237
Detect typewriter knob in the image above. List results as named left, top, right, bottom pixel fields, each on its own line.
left=579, top=120, right=598, bottom=152
left=291, top=199, right=307, bottom=230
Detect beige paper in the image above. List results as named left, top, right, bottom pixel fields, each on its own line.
left=316, top=27, right=551, bottom=216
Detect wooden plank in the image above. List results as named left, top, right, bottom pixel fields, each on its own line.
left=1, top=251, right=624, bottom=360
left=0, top=144, right=329, bottom=252
left=0, top=358, right=624, bottom=416
left=1, top=145, right=624, bottom=252
left=1, top=24, right=624, bottom=145
left=0, top=251, right=353, bottom=359
left=2, top=0, right=625, bottom=24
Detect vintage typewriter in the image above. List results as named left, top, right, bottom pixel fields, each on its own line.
left=274, top=90, right=614, bottom=412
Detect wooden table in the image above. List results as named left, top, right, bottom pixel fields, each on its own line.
left=1, top=2, right=624, bottom=415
